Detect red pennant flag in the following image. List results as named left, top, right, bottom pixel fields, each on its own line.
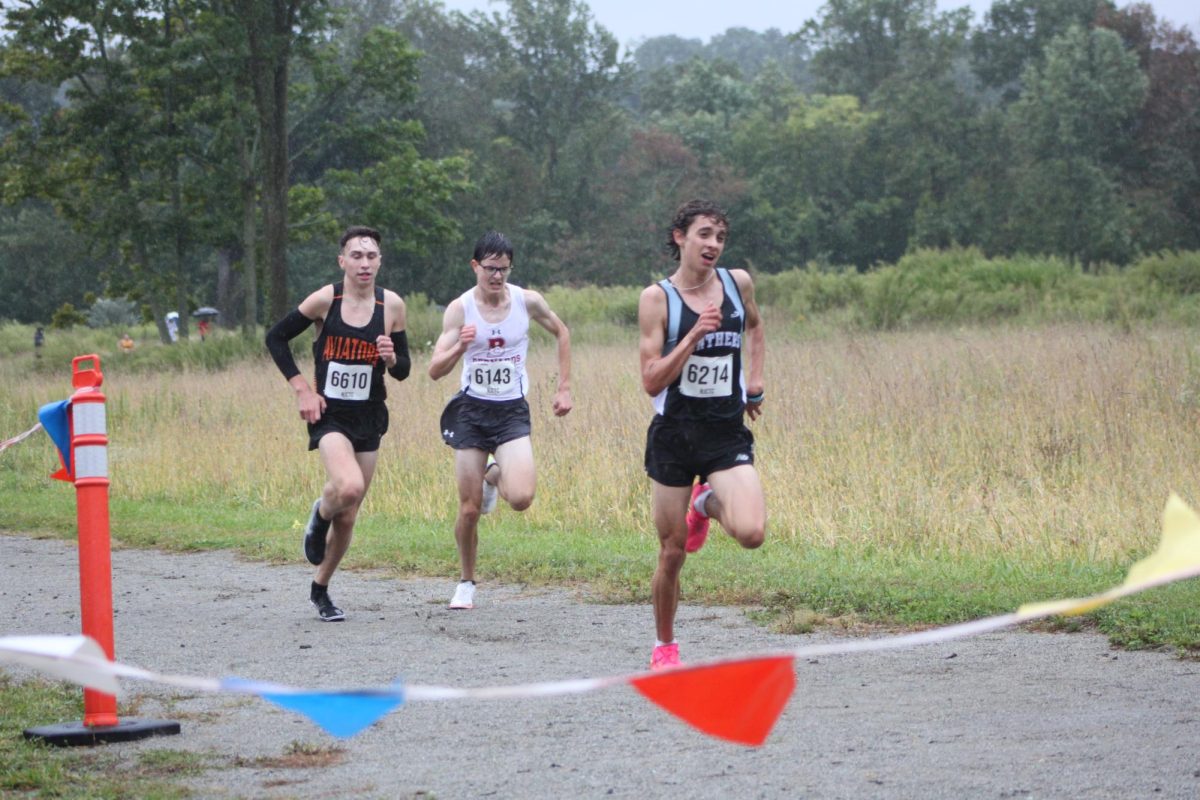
left=630, top=655, right=796, bottom=746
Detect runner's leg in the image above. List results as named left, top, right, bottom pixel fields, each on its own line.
left=314, top=435, right=377, bottom=585
left=493, top=435, right=535, bottom=511
left=651, top=480, right=692, bottom=644
left=454, top=448, right=489, bottom=582
left=703, top=464, right=766, bottom=549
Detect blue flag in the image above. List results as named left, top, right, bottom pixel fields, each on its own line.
left=37, top=399, right=71, bottom=478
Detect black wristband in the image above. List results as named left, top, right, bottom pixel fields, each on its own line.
left=387, top=330, right=411, bottom=381
left=746, top=391, right=764, bottom=403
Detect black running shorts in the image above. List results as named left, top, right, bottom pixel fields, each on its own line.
left=439, top=391, right=531, bottom=452
left=643, top=414, right=755, bottom=487
left=307, top=401, right=389, bottom=452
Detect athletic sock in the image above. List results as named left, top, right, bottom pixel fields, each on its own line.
left=693, top=488, right=713, bottom=517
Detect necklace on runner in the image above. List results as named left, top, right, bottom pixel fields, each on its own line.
left=670, top=271, right=715, bottom=292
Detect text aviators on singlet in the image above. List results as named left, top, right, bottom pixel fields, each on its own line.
left=312, top=282, right=388, bottom=405
left=653, top=268, right=747, bottom=422
left=459, top=285, right=530, bottom=402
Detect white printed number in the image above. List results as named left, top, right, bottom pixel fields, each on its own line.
left=470, top=362, right=516, bottom=396
left=680, top=354, right=733, bottom=398
left=325, top=362, right=372, bottom=401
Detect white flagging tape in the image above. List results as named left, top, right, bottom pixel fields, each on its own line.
left=0, top=423, right=42, bottom=454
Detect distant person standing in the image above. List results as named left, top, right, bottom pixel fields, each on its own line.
left=33, top=326, right=44, bottom=359
left=198, top=319, right=211, bottom=341
left=428, top=231, right=572, bottom=611
left=265, top=225, right=411, bottom=622
left=637, top=199, right=767, bottom=671
left=119, top=333, right=135, bottom=353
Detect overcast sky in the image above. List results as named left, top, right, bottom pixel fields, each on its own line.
left=440, top=0, right=1198, bottom=49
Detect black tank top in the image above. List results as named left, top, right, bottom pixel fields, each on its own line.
left=312, top=282, right=388, bottom=406
left=654, top=268, right=747, bottom=423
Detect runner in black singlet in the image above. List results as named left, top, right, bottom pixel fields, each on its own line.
left=266, top=226, right=411, bottom=622
left=637, top=200, right=768, bottom=671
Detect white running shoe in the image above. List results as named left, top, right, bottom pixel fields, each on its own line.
left=481, top=455, right=498, bottom=515
left=449, top=580, right=476, bottom=610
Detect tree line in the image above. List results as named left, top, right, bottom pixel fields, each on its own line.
left=1, top=0, right=1196, bottom=337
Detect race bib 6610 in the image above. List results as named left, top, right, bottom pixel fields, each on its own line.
left=324, top=361, right=372, bottom=401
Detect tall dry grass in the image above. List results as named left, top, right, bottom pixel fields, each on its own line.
left=4, top=324, right=1198, bottom=562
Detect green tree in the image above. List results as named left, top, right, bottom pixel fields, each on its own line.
left=972, top=0, right=1115, bottom=98
left=1, top=0, right=207, bottom=342
left=731, top=94, right=894, bottom=269
left=224, top=0, right=333, bottom=322
left=1098, top=4, right=1200, bottom=252
left=1006, top=24, right=1148, bottom=266
left=801, top=0, right=971, bottom=103
left=492, top=0, right=626, bottom=199
left=0, top=204, right=106, bottom=324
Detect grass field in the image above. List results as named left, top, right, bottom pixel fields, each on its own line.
left=3, top=320, right=1200, bottom=796
left=2, top=321, right=1198, bottom=650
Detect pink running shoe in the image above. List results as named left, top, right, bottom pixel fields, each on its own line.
left=650, top=642, right=681, bottom=671
left=685, top=482, right=711, bottom=553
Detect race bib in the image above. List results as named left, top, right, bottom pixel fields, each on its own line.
left=468, top=359, right=517, bottom=396
left=680, top=354, right=733, bottom=398
left=324, top=361, right=372, bottom=401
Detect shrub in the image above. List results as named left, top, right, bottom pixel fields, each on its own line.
left=1129, top=251, right=1200, bottom=296
left=50, top=303, right=87, bottom=329
left=87, top=297, right=139, bottom=329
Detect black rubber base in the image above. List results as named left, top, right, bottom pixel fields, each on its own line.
left=24, top=718, right=181, bottom=747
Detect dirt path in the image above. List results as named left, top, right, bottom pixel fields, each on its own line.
left=5, top=533, right=1200, bottom=799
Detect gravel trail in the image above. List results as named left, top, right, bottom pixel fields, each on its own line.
left=5, top=534, right=1200, bottom=799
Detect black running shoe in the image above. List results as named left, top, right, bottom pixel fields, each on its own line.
left=311, top=591, right=345, bottom=622
left=303, top=498, right=330, bottom=565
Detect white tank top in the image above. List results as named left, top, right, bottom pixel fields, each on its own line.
left=458, top=285, right=530, bottom=401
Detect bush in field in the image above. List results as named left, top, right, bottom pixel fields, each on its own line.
left=402, top=293, right=443, bottom=352
left=857, top=248, right=1092, bottom=329
left=87, top=297, right=139, bottom=329
left=544, top=284, right=641, bottom=326
left=50, top=302, right=87, bottom=329
left=1129, top=251, right=1200, bottom=296
left=757, top=267, right=863, bottom=320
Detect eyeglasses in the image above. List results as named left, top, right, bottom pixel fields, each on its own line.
left=479, top=264, right=512, bottom=277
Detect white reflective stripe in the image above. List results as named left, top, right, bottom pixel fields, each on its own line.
left=74, top=445, right=108, bottom=479
left=72, top=402, right=107, bottom=436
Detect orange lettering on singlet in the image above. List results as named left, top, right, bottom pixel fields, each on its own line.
left=322, top=335, right=380, bottom=365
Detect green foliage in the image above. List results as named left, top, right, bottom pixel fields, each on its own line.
left=1128, top=251, right=1200, bottom=296
left=50, top=303, right=87, bottom=330
left=1005, top=26, right=1148, bottom=266
left=754, top=247, right=1200, bottom=331
left=1, top=0, right=1198, bottom=314
left=543, top=284, right=642, bottom=326
left=756, top=266, right=865, bottom=319
left=87, top=297, right=139, bottom=329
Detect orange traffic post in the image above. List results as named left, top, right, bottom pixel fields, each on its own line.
left=24, top=354, right=180, bottom=746
left=70, top=353, right=118, bottom=726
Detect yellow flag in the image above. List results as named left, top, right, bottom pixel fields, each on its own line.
left=1018, top=492, right=1200, bottom=618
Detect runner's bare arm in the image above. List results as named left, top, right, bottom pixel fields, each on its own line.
left=732, top=270, right=765, bottom=420
left=428, top=298, right=472, bottom=380
left=525, top=290, right=572, bottom=416
left=637, top=285, right=719, bottom=397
